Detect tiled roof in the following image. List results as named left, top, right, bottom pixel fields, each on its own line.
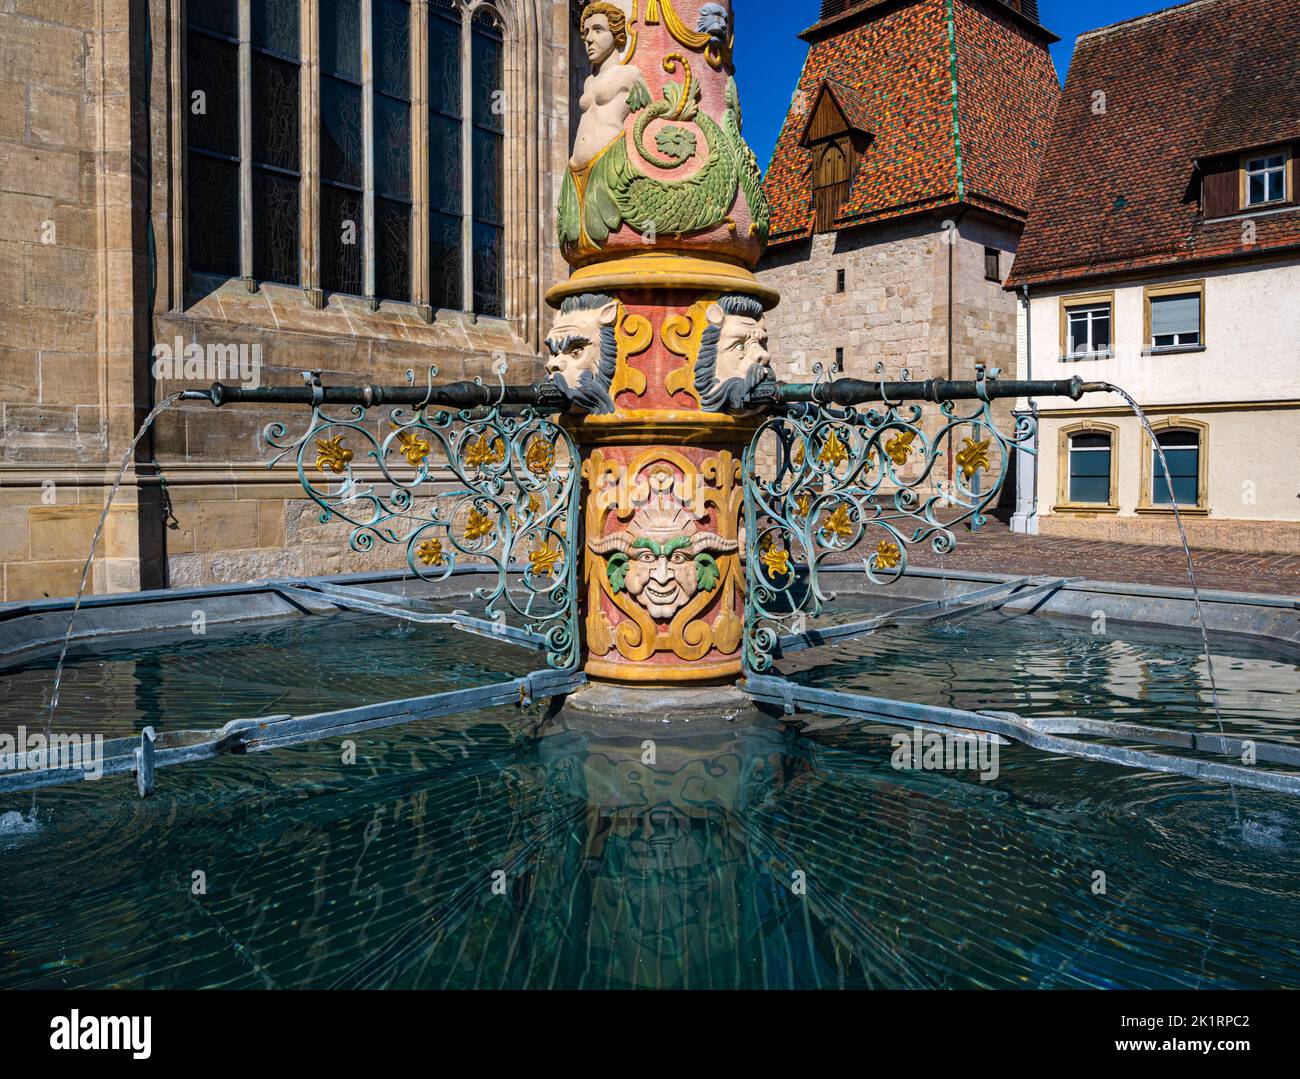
left=763, top=0, right=1060, bottom=244
left=1007, top=0, right=1300, bottom=287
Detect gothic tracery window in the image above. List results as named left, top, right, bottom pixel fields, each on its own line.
left=186, top=0, right=241, bottom=278
left=428, top=0, right=463, bottom=310
left=251, top=0, right=301, bottom=285
left=471, top=7, right=504, bottom=317
left=320, top=0, right=364, bottom=295
left=184, top=0, right=510, bottom=316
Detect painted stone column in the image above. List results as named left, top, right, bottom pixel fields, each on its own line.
left=544, top=0, right=773, bottom=687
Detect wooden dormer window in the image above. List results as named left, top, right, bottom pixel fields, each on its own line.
left=800, top=81, right=870, bottom=233
left=1199, top=143, right=1295, bottom=218
left=813, top=140, right=852, bottom=232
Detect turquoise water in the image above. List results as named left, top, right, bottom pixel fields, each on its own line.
left=2, top=608, right=1299, bottom=988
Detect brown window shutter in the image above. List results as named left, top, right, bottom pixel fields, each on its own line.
left=1201, top=157, right=1238, bottom=218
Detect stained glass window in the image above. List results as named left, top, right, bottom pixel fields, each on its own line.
left=321, top=0, right=364, bottom=294
left=374, top=0, right=411, bottom=302
left=251, top=0, right=298, bottom=57
left=320, top=0, right=363, bottom=82
left=471, top=8, right=504, bottom=317
left=322, top=186, right=364, bottom=297
left=183, top=0, right=511, bottom=316
left=429, top=0, right=462, bottom=311
left=186, top=3, right=240, bottom=276
left=251, top=0, right=300, bottom=285
left=189, top=0, right=237, bottom=38
left=188, top=152, right=240, bottom=277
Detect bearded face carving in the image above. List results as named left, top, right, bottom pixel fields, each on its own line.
left=545, top=293, right=619, bottom=413
left=695, top=2, right=729, bottom=43
left=694, top=294, right=773, bottom=412
left=589, top=476, right=737, bottom=620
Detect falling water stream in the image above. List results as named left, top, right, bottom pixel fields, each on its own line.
left=1096, top=382, right=1240, bottom=822
left=31, top=393, right=185, bottom=817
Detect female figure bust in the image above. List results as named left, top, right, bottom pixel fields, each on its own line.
left=570, top=3, right=643, bottom=170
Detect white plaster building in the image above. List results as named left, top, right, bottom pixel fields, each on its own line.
left=1007, top=0, right=1300, bottom=554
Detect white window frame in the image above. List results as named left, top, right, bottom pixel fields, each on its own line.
left=1244, top=152, right=1287, bottom=207
left=1061, top=297, right=1113, bottom=359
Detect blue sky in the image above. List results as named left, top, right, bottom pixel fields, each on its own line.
left=734, top=0, right=1187, bottom=171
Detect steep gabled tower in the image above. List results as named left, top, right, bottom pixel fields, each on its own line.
left=758, top=0, right=1058, bottom=419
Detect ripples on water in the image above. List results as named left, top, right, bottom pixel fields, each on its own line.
left=1, top=607, right=1299, bottom=988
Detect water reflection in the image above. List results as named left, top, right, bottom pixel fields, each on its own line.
left=2, top=608, right=1300, bottom=988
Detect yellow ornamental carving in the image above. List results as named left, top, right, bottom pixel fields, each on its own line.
left=586, top=608, right=614, bottom=656
left=314, top=434, right=353, bottom=475
left=791, top=441, right=805, bottom=468
left=642, top=0, right=727, bottom=68
left=528, top=543, right=563, bottom=578
left=793, top=490, right=813, bottom=518
left=465, top=432, right=505, bottom=468
left=416, top=538, right=445, bottom=566
left=956, top=437, right=992, bottom=480
left=819, top=503, right=853, bottom=542
left=464, top=507, right=494, bottom=541
left=818, top=428, right=849, bottom=467
left=525, top=439, right=555, bottom=476
left=393, top=426, right=431, bottom=467
left=712, top=610, right=742, bottom=654
left=581, top=447, right=744, bottom=670
left=875, top=540, right=902, bottom=569
left=760, top=545, right=791, bottom=578
left=884, top=429, right=915, bottom=466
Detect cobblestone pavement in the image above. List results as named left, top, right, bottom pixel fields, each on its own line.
left=856, top=520, right=1300, bottom=597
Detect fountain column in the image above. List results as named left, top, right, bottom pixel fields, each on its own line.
left=545, top=0, right=774, bottom=688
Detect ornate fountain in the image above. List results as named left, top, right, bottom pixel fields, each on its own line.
left=176, top=0, right=1105, bottom=718
left=548, top=0, right=770, bottom=692
left=15, top=0, right=1296, bottom=804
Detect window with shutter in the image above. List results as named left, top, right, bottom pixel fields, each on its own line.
left=1057, top=422, right=1119, bottom=511
left=1144, top=282, right=1204, bottom=352
left=1150, top=293, right=1200, bottom=347
left=1139, top=418, right=1209, bottom=513
left=801, top=84, right=866, bottom=235
left=983, top=247, right=1000, bottom=282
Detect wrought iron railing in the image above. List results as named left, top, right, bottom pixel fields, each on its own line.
left=15, top=364, right=1286, bottom=802
left=740, top=364, right=1058, bottom=672
left=182, top=365, right=1098, bottom=678
left=188, top=369, right=581, bottom=671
